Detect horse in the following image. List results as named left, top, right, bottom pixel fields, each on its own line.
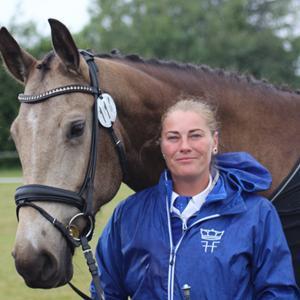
left=0, top=19, right=299, bottom=292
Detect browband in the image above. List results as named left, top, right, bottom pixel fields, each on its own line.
left=18, top=84, right=100, bottom=103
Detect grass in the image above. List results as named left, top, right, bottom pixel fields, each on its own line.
left=0, top=167, right=22, bottom=177
left=0, top=173, right=133, bottom=300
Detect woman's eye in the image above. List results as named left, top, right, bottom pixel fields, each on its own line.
left=190, top=133, right=203, bottom=139
left=68, top=121, right=85, bottom=139
left=167, top=136, right=179, bottom=141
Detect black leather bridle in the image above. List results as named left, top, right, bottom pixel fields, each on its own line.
left=14, top=50, right=127, bottom=300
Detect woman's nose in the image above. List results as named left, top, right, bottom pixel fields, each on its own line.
left=179, top=137, right=191, bottom=152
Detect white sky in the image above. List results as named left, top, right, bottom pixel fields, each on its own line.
left=0, top=0, right=91, bottom=35
left=1, top=0, right=300, bottom=38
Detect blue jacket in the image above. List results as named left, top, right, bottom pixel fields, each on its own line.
left=91, top=152, right=300, bottom=299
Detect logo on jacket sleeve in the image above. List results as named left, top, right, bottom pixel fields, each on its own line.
left=200, top=228, right=224, bottom=253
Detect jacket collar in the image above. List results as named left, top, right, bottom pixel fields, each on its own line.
left=158, top=169, right=246, bottom=217
left=158, top=152, right=271, bottom=217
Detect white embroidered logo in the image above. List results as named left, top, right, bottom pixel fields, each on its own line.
left=200, top=228, right=224, bottom=253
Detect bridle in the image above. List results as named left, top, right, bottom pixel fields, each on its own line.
left=14, top=50, right=127, bottom=300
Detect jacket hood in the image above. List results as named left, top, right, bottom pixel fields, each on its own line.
left=215, top=152, right=272, bottom=193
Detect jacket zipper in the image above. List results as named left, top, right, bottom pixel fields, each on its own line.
left=168, top=233, right=186, bottom=300
left=166, top=200, right=220, bottom=300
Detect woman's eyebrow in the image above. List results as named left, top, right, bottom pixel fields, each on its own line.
left=166, top=130, right=180, bottom=134
left=189, top=128, right=205, bottom=133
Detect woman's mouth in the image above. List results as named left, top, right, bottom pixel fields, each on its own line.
left=176, top=157, right=195, bottom=162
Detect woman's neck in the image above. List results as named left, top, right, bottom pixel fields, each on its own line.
left=173, top=175, right=210, bottom=196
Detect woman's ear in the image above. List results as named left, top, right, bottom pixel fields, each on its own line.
left=213, top=131, right=219, bottom=153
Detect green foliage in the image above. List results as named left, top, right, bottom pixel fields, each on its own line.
left=0, top=21, right=52, bottom=155
left=0, top=68, right=22, bottom=152
left=79, top=0, right=300, bottom=87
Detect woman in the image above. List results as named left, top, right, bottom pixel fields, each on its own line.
left=91, top=99, right=300, bottom=299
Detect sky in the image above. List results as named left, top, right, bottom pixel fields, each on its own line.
left=1, top=0, right=300, bottom=36
left=0, top=0, right=91, bottom=35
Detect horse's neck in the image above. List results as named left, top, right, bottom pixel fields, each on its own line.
left=95, top=59, right=175, bottom=190
left=98, top=58, right=300, bottom=194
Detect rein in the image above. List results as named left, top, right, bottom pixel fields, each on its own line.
left=15, top=50, right=127, bottom=300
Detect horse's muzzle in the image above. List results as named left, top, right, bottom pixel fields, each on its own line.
left=12, top=242, right=73, bottom=288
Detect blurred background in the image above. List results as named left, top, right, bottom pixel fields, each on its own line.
left=1, top=0, right=300, bottom=298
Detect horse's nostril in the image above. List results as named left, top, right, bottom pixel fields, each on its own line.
left=40, top=250, right=58, bottom=282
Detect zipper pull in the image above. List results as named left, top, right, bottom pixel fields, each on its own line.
left=182, top=220, right=187, bottom=232
left=182, top=284, right=191, bottom=300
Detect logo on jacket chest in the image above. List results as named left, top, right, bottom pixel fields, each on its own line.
left=200, top=228, right=224, bottom=253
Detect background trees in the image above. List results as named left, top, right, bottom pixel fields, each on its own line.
left=0, top=22, right=51, bottom=158
left=1, top=0, right=300, bottom=155
left=81, top=0, right=300, bottom=85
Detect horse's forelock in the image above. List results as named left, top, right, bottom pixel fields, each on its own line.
left=36, top=51, right=55, bottom=70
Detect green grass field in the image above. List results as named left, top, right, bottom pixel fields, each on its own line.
left=0, top=169, right=133, bottom=299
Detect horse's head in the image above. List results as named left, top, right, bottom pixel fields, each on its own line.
left=0, top=19, right=123, bottom=288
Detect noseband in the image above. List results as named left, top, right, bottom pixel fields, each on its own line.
left=14, top=50, right=127, bottom=300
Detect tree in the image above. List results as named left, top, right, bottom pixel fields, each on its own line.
left=0, top=70, right=22, bottom=151
left=0, top=20, right=51, bottom=159
left=79, top=0, right=300, bottom=87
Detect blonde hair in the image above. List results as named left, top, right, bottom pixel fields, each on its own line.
left=161, top=97, right=219, bottom=134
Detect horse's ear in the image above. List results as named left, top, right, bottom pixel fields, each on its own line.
left=0, top=27, right=36, bottom=83
left=48, top=19, right=80, bottom=72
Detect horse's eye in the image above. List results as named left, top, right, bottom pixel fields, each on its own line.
left=68, top=121, right=85, bottom=139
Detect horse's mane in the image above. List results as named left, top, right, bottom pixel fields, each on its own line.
left=40, top=49, right=299, bottom=95
left=95, top=49, right=300, bottom=95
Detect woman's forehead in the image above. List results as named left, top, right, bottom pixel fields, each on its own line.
left=164, top=109, right=206, bottom=123
left=162, top=110, right=208, bottom=130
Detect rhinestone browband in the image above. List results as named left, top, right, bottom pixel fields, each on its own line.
left=18, top=84, right=100, bottom=103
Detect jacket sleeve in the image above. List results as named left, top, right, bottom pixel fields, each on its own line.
left=252, top=201, right=300, bottom=299
left=90, top=205, right=128, bottom=300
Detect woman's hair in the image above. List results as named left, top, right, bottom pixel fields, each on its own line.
left=161, top=97, right=219, bottom=134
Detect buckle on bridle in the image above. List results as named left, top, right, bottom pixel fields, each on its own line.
left=67, top=213, right=94, bottom=241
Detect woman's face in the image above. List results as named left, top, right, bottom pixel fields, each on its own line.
left=160, top=110, right=218, bottom=184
